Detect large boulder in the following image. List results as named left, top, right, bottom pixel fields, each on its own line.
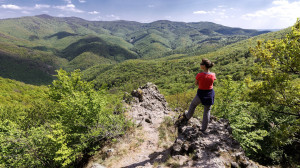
left=172, top=117, right=264, bottom=168
left=124, top=82, right=171, bottom=126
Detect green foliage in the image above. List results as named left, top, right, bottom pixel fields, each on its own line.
left=247, top=19, right=300, bottom=165
left=46, top=69, right=128, bottom=166
left=0, top=54, right=55, bottom=85
left=0, top=15, right=270, bottom=85
left=60, top=36, right=139, bottom=62
left=249, top=20, right=300, bottom=117
left=165, top=89, right=198, bottom=113
left=0, top=15, right=299, bottom=167
left=66, top=52, right=116, bottom=71
left=0, top=69, right=129, bottom=167
left=0, top=120, right=73, bottom=167
left=213, top=76, right=268, bottom=156
left=82, top=26, right=290, bottom=97
left=0, top=76, right=48, bottom=112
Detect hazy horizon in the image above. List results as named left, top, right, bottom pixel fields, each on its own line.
left=0, top=0, right=299, bottom=29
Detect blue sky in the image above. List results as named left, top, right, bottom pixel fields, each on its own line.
left=0, top=0, right=299, bottom=29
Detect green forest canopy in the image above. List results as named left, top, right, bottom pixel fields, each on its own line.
left=0, top=17, right=299, bottom=167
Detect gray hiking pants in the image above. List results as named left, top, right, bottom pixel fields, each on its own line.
left=185, top=94, right=211, bottom=131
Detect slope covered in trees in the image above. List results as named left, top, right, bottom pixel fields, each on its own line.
left=0, top=14, right=299, bottom=167
left=0, top=70, right=129, bottom=167
left=82, top=27, right=290, bottom=94
left=0, top=15, right=269, bottom=84
left=81, top=21, right=299, bottom=166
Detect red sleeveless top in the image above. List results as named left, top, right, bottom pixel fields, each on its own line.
left=196, top=72, right=216, bottom=90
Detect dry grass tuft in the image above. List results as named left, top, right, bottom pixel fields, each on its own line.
left=158, top=116, right=177, bottom=148
left=84, top=126, right=146, bottom=167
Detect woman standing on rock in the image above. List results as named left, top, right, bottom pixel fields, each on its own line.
left=176, top=58, right=216, bottom=132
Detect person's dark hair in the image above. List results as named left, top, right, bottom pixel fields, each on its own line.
left=200, top=58, right=214, bottom=69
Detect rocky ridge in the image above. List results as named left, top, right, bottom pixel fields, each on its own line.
left=172, top=117, right=264, bottom=167
left=87, top=83, right=264, bottom=168
left=104, top=83, right=174, bottom=168
left=126, top=82, right=172, bottom=126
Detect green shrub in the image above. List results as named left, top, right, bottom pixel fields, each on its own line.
left=213, top=76, right=268, bottom=157
left=0, top=69, right=129, bottom=167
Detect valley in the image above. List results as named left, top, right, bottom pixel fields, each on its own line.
left=0, top=14, right=269, bottom=85
left=0, top=14, right=299, bottom=167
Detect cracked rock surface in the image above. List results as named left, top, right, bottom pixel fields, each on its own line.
left=127, top=82, right=171, bottom=127
left=87, top=83, right=265, bottom=168
left=172, top=117, right=265, bottom=168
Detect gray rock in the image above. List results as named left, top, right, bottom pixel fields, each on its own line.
left=131, top=88, right=143, bottom=102
left=106, top=148, right=114, bottom=157
left=241, top=160, right=250, bottom=167
left=172, top=138, right=184, bottom=155
left=90, top=163, right=106, bottom=168
left=171, top=117, right=263, bottom=167
left=125, top=83, right=171, bottom=126
left=231, top=162, right=239, bottom=168
left=123, top=83, right=264, bottom=168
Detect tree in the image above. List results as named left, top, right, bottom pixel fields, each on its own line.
left=0, top=69, right=129, bottom=167
left=249, top=20, right=300, bottom=117
left=248, top=19, right=300, bottom=165
left=47, top=69, right=128, bottom=166
left=213, top=76, right=268, bottom=156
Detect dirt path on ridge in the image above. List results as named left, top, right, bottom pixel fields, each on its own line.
left=86, top=83, right=176, bottom=168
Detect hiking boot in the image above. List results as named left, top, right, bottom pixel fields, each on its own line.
left=200, top=129, right=208, bottom=135
left=175, top=113, right=188, bottom=127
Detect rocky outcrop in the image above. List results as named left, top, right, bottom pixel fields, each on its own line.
left=87, top=83, right=265, bottom=168
left=125, top=83, right=264, bottom=168
left=125, top=82, right=172, bottom=126
left=172, top=117, right=264, bottom=168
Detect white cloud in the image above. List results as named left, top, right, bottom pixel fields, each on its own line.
left=243, top=0, right=300, bottom=18
left=54, top=3, right=84, bottom=13
left=79, top=0, right=86, bottom=3
left=241, top=0, right=300, bottom=28
left=34, top=4, right=50, bottom=9
left=192, top=0, right=300, bottom=29
left=1, top=4, right=52, bottom=11
left=1, top=4, right=22, bottom=10
left=272, top=0, right=289, bottom=5
left=148, top=5, right=155, bottom=8
left=88, top=11, right=99, bottom=14
left=193, top=10, right=208, bottom=14
left=193, top=10, right=216, bottom=15
left=1, top=2, right=84, bottom=14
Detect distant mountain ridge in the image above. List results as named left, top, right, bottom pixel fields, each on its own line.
left=0, top=14, right=270, bottom=84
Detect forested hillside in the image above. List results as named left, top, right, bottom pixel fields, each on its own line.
left=0, top=14, right=299, bottom=167
left=82, top=27, right=290, bottom=94
left=0, top=14, right=268, bottom=84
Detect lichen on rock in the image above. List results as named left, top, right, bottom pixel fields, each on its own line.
left=126, top=82, right=171, bottom=126
left=172, top=117, right=264, bottom=168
